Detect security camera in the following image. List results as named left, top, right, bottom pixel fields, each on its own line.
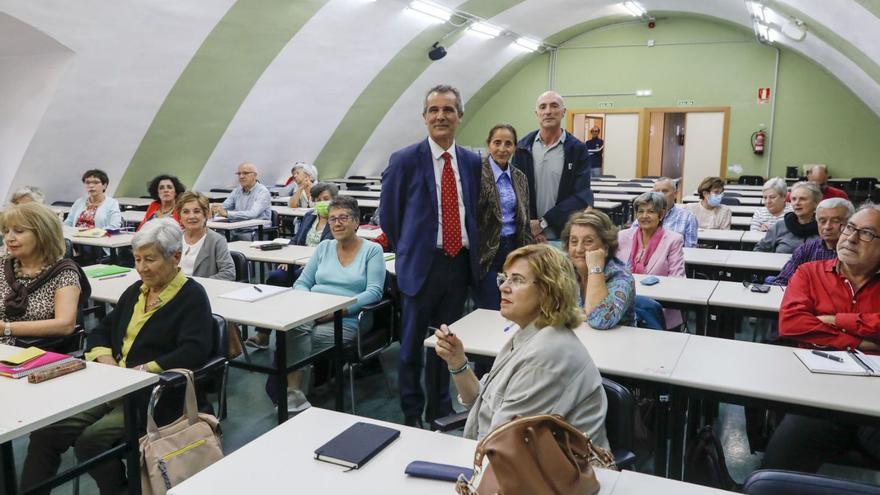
left=428, top=42, right=447, bottom=61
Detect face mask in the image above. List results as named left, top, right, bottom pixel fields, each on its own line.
left=314, top=201, right=330, bottom=217
left=707, top=193, right=724, bottom=207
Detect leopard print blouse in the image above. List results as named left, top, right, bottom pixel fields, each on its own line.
left=0, top=255, right=81, bottom=345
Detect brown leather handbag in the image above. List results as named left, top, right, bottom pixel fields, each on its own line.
left=455, top=414, right=616, bottom=495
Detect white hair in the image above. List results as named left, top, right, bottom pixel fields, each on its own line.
left=790, top=181, right=822, bottom=204
left=132, top=218, right=182, bottom=258
left=762, top=177, right=787, bottom=197
left=10, top=186, right=45, bottom=205
left=291, top=163, right=318, bottom=181
left=816, top=198, right=855, bottom=218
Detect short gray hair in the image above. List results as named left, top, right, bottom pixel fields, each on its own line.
left=816, top=198, right=855, bottom=219
left=762, top=177, right=787, bottom=197
left=790, top=181, right=822, bottom=205
left=310, top=182, right=339, bottom=201
left=423, top=84, right=463, bottom=116
left=10, top=186, right=45, bottom=205
left=633, top=191, right=668, bottom=214
left=856, top=202, right=880, bottom=215
left=655, top=177, right=678, bottom=191
left=291, top=162, right=318, bottom=181
left=132, top=218, right=183, bottom=258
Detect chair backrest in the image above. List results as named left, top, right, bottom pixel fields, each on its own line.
left=211, top=314, right=228, bottom=359
left=229, top=251, right=249, bottom=282
left=602, top=378, right=634, bottom=453
left=743, top=469, right=880, bottom=495
left=64, top=238, right=74, bottom=259
left=630, top=178, right=655, bottom=183
left=598, top=174, right=616, bottom=178
left=52, top=200, right=74, bottom=207
left=850, top=177, right=878, bottom=191
left=724, top=191, right=742, bottom=197
left=720, top=196, right=741, bottom=206
left=617, top=182, right=643, bottom=187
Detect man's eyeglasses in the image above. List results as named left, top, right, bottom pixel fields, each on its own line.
left=328, top=215, right=352, bottom=224
left=842, top=224, right=880, bottom=242
left=496, top=273, right=536, bottom=289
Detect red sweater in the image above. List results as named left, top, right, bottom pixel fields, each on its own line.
left=137, top=201, right=181, bottom=231
left=779, top=259, right=880, bottom=351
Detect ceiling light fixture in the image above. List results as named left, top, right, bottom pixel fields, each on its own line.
left=746, top=1, right=765, bottom=22
left=469, top=21, right=502, bottom=38
left=408, top=0, right=452, bottom=22
left=622, top=1, right=647, bottom=17
left=515, top=37, right=542, bottom=52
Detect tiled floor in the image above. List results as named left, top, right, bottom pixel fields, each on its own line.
left=9, top=314, right=879, bottom=493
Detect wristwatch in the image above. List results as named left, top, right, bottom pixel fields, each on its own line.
left=588, top=266, right=603, bottom=275
left=3, top=321, right=11, bottom=338
left=539, top=217, right=549, bottom=231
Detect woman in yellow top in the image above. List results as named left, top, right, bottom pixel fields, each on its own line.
left=21, top=219, right=213, bottom=495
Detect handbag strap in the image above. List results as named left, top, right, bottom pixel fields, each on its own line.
left=146, top=368, right=199, bottom=438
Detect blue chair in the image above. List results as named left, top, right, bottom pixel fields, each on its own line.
left=743, top=470, right=880, bottom=495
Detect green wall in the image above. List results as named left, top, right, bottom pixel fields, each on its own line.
left=458, top=16, right=880, bottom=179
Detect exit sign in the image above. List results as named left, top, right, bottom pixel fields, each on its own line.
left=598, top=102, right=614, bottom=109
left=677, top=99, right=695, bottom=107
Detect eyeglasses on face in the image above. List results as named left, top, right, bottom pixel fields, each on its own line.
left=842, top=224, right=880, bottom=242
left=496, top=272, right=536, bottom=289
left=328, top=215, right=352, bottom=224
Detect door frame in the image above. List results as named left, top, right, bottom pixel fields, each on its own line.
left=567, top=108, right=646, bottom=177
left=641, top=106, right=731, bottom=180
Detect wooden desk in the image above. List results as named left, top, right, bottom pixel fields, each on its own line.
left=271, top=205, right=311, bottom=217
left=728, top=205, right=759, bottom=216
left=115, top=197, right=153, bottom=209
left=357, top=227, right=383, bottom=240
left=121, top=210, right=143, bottom=224
left=327, top=178, right=379, bottom=186
left=207, top=219, right=270, bottom=240
left=367, top=183, right=382, bottom=191
left=88, top=270, right=354, bottom=423
left=723, top=184, right=764, bottom=191
left=723, top=250, right=790, bottom=273
left=591, top=185, right=652, bottom=194
left=740, top=230, right=766, bottom=247
left=228, top=241, right=315, bottom=264
left=633, top=274, right=717, bottom=333
left=171, top=407, right=728, bottom=495
left=201, top=191, right=229, bottom=202
left=706, top=280, right=784, bottom=338
left=683, top=195, right=763, bottom=205
left=696, top=229, right=744, bottom=245
left=0, top=344, right=156, bottom=495
left=63, top=226, right=134, bottom=263
left=730, top=216, right=751, bottom=230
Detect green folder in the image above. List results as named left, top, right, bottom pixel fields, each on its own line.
left=83, top=265, right=132, bottom=278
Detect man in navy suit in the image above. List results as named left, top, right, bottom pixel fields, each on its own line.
left=514, top=91, right=594, bottom=242
left=379, top=84, right=481, bottom=427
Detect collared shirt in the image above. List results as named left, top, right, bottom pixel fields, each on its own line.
left=750, top=205, right=794, bottom=232
left=652, top=205, right=699, bottom=248
left=221, top=182, right=272, bottom=222
left=428, top=138, right=469, bottom=249
left=774, top=238, right=837, bottom=286
left=489, top=156, right=517, bottom=237
left=531, top=130, right=566, bottom=218
left=85, top=269, right=188, bottom=371
left=779, top=258, right=880, bottom=351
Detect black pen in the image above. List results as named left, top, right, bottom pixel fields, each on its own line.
left=811, top=350, right=844, bottom=363
left=253, top=285, right=263, bottom=293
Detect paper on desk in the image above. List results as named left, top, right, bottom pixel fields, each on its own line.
left=250, top=238, right=290, bottom=247
left=218, top=284, right=289, bottom=303
left=793, top=349, right=880, bottom=376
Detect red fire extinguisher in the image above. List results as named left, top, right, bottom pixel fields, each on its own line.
left=751, top=130, right=766, bottom=155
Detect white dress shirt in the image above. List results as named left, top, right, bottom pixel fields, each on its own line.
left=180, top=233, right=207, bottom=276
left=428, top=138, right=469, bottom=250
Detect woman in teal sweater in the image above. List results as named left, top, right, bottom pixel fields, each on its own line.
left=286, top=196, right=385, bottom=413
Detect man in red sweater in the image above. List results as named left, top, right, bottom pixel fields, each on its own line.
left=764, top=204, right=880, bottom=473
left=807, top=165, right=849, bottom=200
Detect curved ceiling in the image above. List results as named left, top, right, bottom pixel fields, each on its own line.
left=1, top=0, right=877, bottom=199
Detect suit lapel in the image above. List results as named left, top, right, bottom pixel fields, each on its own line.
left=421, top=139, right=439, bottom=217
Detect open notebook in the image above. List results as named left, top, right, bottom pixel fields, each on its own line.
left=794, top=349, right=880, bottom=376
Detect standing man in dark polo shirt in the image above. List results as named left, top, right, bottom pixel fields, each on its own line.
left=514, top=91, right=594, bottom=242
left=585, top=126, right=604, bottom=178
left=379, top=84, right=481, bottom=428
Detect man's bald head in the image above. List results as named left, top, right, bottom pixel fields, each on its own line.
left=807, top=165, right=829, bottom=191
left=236, top=162, right=258, bottom=189
left=535, top=91, right=566, bottom=133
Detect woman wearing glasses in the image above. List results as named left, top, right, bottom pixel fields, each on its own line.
left=63, top=169, right=123, bottom=230
left=282, top=196, right=386, bottom=413
left=563, top=210, right=635, bottom=329
left=434, top=244, right=610, bottom=445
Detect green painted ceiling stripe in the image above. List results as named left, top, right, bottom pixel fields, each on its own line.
left=768, top=1, right=880, bottom=86
left=313, top=0, right=525, bottom=178
left=852, top=0, right=880, bottom=19
left=117, top=0, right=328, bottom=196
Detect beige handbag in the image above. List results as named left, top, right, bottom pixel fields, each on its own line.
left=455, top=414, right=616, bottom=495
left=139, top=369, right=224, bottom=495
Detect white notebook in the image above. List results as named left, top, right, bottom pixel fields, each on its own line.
left=218, top=284, right=289, bottom=303
left=793, top=349, right=880, bottom=376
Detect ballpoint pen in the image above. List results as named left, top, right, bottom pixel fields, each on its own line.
left=811, top=350, right=844, bottom=363
left=253, top=286, right=263, bottom=293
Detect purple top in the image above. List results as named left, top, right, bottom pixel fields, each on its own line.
left=774, top=238, right=837, bottom=286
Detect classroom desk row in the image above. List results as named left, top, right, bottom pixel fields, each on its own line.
left=0, top=344, right=156, bottom=495
left=167, top=407, right=737, bottom=495
left=87, top=268, right=354, bottom=424
left=426, top=309, right=880, bottom=480
left=698, top=228, right=765, bottom=248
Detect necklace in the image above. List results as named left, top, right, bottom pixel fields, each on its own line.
left=13, top=258, right=51, bottom=279
left=158, top=204, right=174, bottom=216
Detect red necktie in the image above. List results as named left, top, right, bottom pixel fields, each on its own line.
left=440, top=152, right=463, bottom=257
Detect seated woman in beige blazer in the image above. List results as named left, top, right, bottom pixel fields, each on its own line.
left=434, top=244, right=609, bottom=447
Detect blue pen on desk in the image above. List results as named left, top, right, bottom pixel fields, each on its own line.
left=253, top=285, right=263, bottom=293
left=811, top=350, right=844, bottom=363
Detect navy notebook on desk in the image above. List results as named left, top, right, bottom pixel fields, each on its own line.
left=314, top=422, right=400, bottom=469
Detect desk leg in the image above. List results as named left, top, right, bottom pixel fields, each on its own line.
left=654, top=391, right=670, bottom=477
left=669, top=388, right=688, bottom=480
left=695, top=306, right=707, bottom=336
left=334, top=310, right=344, bottom=412
left=1, top=441, right=16, bottom=495
left=275, top=331, right=289, bottom=424
left=123, top=394, right=141, bottom=495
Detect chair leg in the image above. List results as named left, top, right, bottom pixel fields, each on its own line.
left=219, top=364, right=229, bottom=420
left=349, top=364, right=356, bottom=415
